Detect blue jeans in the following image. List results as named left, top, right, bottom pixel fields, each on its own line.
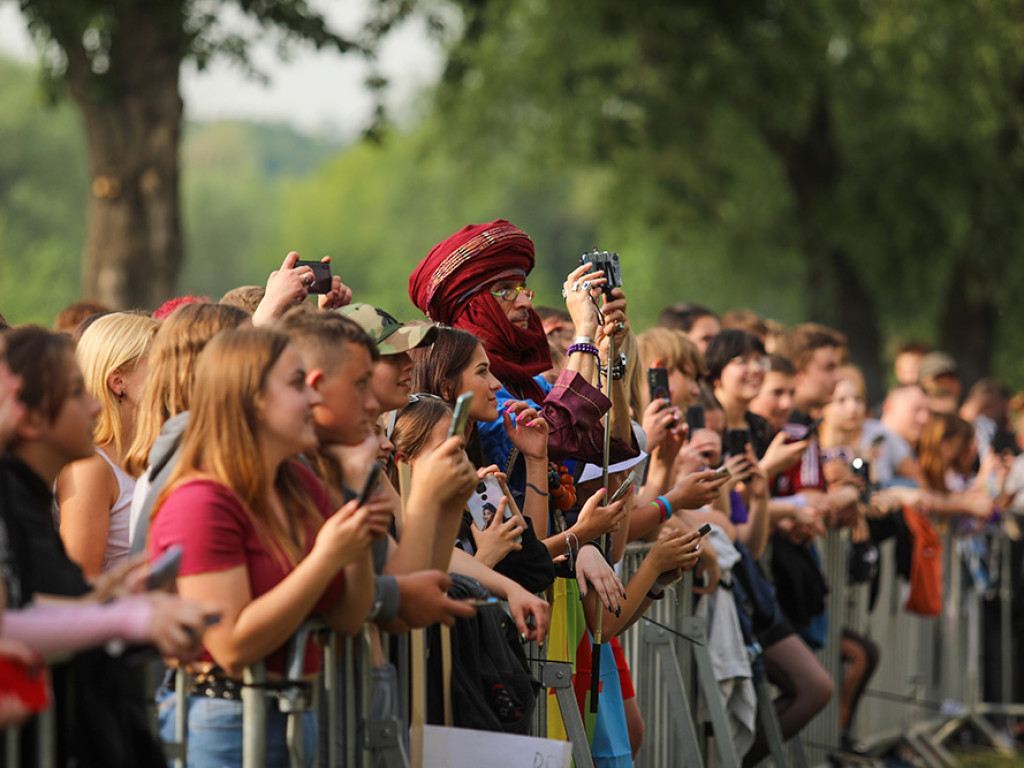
left=157, top=685, right=317, bottom=768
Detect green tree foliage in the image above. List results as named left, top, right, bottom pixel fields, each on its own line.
left=179, top=120, right=339, bottom=300
left=0, top=56, right=86, bottom=324
left=10, top=0, right=387, bottom=308
left=275, top=116, right=604, bottom=316
left=426, top=0, right=1024, bottom=392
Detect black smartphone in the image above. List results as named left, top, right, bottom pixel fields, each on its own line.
left=147, top=544, right=183, bottom=591
left=447, top=392, right=473, bottom=439
left=685, top=405, right=705, bottom=435
left=804, top=417, right=824, bottom=440
left=724, top=428, right=752, bottom=480
left=294, top=259, right=332, bottom=294
left=356, top=461, right=383, bottom=506
left=647, top=368, right=670, bottom=408
left=697, top=522, right=712, bottom=537
left=724, top=428, right=750, bottom=459
left=580, top=250, right=622, bottom=297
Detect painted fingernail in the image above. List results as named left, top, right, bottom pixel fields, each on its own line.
left=615, top=607, right=621, bottom=618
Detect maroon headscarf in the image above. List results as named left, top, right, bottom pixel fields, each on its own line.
left=409, top=220, right=553, bottom=401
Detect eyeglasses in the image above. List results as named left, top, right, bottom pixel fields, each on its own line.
left=490, top=286, right=535, bottom=302
left=727, top=355, right=768, bottom=371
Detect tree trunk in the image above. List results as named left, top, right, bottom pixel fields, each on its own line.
left=768, top=85, right=885, bottom=400
left=68, top=15, right=184, bottom=310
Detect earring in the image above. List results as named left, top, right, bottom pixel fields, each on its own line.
left=118, top=391, right=124, bottom=404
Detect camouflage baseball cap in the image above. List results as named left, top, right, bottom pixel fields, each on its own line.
left=337, top=303, right=438, bottom=355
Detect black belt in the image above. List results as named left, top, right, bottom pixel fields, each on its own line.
left=170, top=669, right=313, bottom=707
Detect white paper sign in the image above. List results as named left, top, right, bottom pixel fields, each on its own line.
left=419, top=724, right=572, bottom=768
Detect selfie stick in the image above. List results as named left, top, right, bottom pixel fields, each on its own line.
left=590, top=330, right=616, bottom=714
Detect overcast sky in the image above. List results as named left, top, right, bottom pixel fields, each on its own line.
left=0, top=2, right=445, bottom=138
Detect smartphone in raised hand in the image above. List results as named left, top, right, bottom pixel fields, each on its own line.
left=448, top=392, right=473, bottom=439
left=647, top=368, right=670, bottom=409
left=294, top=260, right=332, bottom=294
left=608, top=469, right=638, bottom=503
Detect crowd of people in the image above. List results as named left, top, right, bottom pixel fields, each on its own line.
left=0, top=221, right=1019, bottom=767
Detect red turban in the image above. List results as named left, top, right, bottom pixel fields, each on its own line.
left=409, top=220, right=552, bottom=400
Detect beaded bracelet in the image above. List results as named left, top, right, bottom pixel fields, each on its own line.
left=567, top=342, right=599, bottom=358
left=598, top=351, right=628, bottom=381
left=652, top=495, right=671, bottom=523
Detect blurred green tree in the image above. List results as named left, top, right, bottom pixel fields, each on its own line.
left=11, top=0, right=383, bottom=310
left=0, top=56, right=86, bottom=324
left=424, top=0, right=1024, bottom=394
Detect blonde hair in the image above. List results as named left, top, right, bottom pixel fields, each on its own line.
left=153, top=328, right=321, bottom=566
left=637, top=327, right=707, bottom=379
left=75, top=312, right=158, bottom=457
left=618, top=333, right=645, bottom=417
left=124, top=303, right=249, bottom=477
left=837, top=365, right=866, bottom=397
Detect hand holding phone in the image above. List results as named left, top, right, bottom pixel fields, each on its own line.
left=647, top=368, right=670, bottom=409
left=608, top=469, right=638, bottom=503
left=685, top=405, right=705, bottom=436
left=147, top=544, right=183, bottom=591
left=294, top=259, right=332, bottom=294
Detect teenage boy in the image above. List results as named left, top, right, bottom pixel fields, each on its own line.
left=750, top=354, right=797, bottom=431
left=338, top=302, right=438, bottom=414
left=276, top=305, right=474, bottom=630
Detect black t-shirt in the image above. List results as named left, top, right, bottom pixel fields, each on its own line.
left=0, top=454, right=90, bottom=601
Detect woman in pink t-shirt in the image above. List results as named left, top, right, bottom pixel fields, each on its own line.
left=150, top=327, right=387, bottom=768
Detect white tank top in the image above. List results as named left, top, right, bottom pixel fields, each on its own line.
left=53, top=448, right=136, bottom=573
left=96, top=447, right=135, bottom=572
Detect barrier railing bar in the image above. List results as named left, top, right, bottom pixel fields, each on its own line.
left=538, top=660, right=594, bottom=768
left=241, top=659, right=268, bottom=768
left=639, top=619, right=705, bottom=767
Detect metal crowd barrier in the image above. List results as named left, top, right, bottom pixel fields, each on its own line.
left=5, top=517, right=1023, bottom=767
left=618, top=517, right=1024, bottom=768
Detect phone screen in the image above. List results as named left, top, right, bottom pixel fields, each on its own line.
left=294, top=260, right=332, bottom=294
left=685, top=405, right=705, bottom=434
left=647, top=368, right=670, bottom=408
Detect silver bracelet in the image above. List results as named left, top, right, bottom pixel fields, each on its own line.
left=572, top=335, right=595, bottom=346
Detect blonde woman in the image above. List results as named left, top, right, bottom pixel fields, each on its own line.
left=125, top=302, right=250, bottom=552
left=55, top=312, right=158, bottom=576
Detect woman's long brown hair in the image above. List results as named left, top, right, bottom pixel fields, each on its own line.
left=918, top=412, right=973, bottom=493
left=152, top=328, right=321, bottom=566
